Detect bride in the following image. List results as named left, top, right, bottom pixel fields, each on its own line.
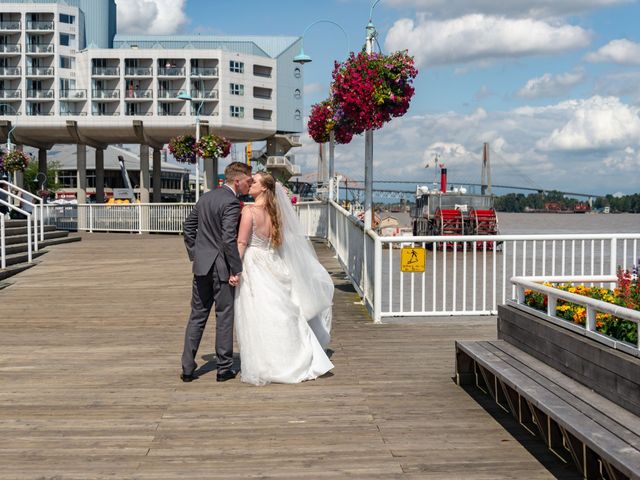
left=234, top=172, right=334, bottom=386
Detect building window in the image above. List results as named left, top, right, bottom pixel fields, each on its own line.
left=59, top=14, right=75, bottom=24
left=230, top=106, right=244, bottom=118
left=294, top=109, right=302, bottom=120
left=294, top=88, right=301, bottom=99
left=229, top=60, right=244, bottom=73
left=294, top=67, right=301, bottom=78
left=60, top=33, right=71, bottom=46
left=60, top=56, right=74, bottom=69
left=230, top=83, right=244, bottom=96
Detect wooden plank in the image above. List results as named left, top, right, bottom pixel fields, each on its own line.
left=0, top=233, right=576, bottom=478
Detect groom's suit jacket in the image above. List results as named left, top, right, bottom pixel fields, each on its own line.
left=183, top=185, right=243, bottom=280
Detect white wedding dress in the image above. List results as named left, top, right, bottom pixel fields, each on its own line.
left=234, top=213, right=334, bottom=386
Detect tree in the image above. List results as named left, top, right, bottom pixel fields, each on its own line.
left=23, top=160, right=62, bottom=197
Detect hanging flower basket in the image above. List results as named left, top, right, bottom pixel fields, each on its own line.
left=307, top=50, right=418, bottom=144
left=308, top=101, right=354, bottom=145
left=168, top=135, right=197, bottom=164
left=196, top=134, right=232, bottom=159
left=0, top=151, right=5, bottom=174
left=3, top=150, right=30, bottom=173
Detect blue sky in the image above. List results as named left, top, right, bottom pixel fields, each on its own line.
left=117, top=0, right=640, bottom=196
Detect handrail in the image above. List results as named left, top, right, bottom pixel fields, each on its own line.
left=0, top=188, right=39, bottom=251
left=1, top=180, right=44, bottom=242
left=0, top=198, right=32, bottom=267
left=510, top=275, right=640, bottom=355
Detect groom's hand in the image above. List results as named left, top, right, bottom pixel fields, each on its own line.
left=229, top=273, right=241, bottom=286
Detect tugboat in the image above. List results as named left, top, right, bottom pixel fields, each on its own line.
left=410, top=145, right=499, bottom=248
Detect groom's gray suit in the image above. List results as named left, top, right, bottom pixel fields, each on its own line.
left=181, top=185, right=242, bottom=376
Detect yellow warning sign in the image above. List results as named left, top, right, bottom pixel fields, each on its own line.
left=400, top=247, right=426, bottom=273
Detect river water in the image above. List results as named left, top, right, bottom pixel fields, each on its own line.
left=498, top=213, right=640, bottom=235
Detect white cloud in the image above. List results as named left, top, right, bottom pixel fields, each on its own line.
left=383, top=0, right=630, bottom=19
left=116, top=0, right=188, bottom=35
left=384, top=15, right=590, bottom=67
left=517, top=70, right=585, bottom=98
left=585, top=39, right=640, bottom=65
left=537, top=96, right=640, bottom=151
left=604, top=147, right=640, bottom=171
left=295, top=95, right=640, bottom=195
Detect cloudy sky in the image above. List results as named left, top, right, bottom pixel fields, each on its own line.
left=117, top=0, right=640, bottom=195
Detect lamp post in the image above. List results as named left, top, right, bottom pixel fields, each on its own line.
left=363, top=0, right=382, bottom=231
left=1, top=103, right=19, bottom=184
left=177, top=91, right=204, bottom=202
left=293, top=20, right=350, bottom=199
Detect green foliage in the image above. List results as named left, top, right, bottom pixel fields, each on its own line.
left=23, top=159, right=62, bottom=195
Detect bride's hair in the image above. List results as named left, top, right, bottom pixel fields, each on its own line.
left=255, top=172, right=282, bottom=248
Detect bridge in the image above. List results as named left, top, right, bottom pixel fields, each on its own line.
left=339, top=180, right=599, bottom=201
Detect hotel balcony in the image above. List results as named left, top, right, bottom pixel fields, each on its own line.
left=0, top=66, right=21, bottom=76
left=59, top=110, right=87, bottom=116
left=157, top=105, right=185, bottom=116
left=92, top=89, right=120, bottom=100
left=190, top=67, right=218, bottom=77
left=92, top=67, right=120, bottom=77
left=26, top=89, right=55, bottom=99
left=157, top=89, right=185, bottom=100
left=157, top=67, right=185, bottom=77
left=59, top=89, right=87, bottom=100
left=26, top=66, right=55, bottom=76
left=0, top=105, right=20, bottom=115
left=191, top=89, right=218, bottom=100
left=0, top=89, right=21, bottom=99
left=0, top=21, right=21, bottom=31
left=0, top=45, right=21, bottom=54
left=124, top=67, right=153, bottom=77
left=26, top=21, right=54, bottom=31
left=26, top=44, right=54, bottom=54
left=92, top=108, right=121, bottom=116
left=124, top=89, right=153, bottom=100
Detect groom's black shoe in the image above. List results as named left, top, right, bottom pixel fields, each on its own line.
left=216, top=370, right=237, bottom=382
left=180, top=372, right=199, bottom=383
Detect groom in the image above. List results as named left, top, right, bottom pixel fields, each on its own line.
left=181, top=161, right=253, bottom=382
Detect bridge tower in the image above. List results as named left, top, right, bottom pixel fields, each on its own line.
left=481, top=142, right=492, bottom=196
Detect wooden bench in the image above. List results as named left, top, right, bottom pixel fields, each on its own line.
left=456, top=340, right=640, bottom=479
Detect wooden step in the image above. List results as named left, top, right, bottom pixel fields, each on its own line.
left=2, top=230, right=71, bottom=246
left=0, top=262, right=37, bottom=281
left=1, top=249, right=47, bottom=268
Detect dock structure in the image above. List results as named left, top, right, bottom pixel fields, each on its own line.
left=0, top=233, right=579, bottom=478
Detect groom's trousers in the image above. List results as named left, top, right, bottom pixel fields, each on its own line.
left=181, top=264, right=235, bottom=376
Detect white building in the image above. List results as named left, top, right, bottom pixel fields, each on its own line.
left=0, top=0, right=303, bottom=202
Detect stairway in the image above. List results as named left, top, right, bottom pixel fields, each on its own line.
left=0, top=218, right=81, bottom=282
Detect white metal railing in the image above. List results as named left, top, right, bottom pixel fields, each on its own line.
left=510, top=275, right=640, bottom=357
left=0, top=199, right=33, bottom=268
left=326, top=200, right=640, bottom=322
left=373, top=234, right=639, bottom=321
left=42, top=201, right=328, bottom=236
left=1, top=180, right=44, bottom=242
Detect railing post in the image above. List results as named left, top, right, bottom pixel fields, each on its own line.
left=610, top=237, right=618, bottom=289
left=1, top=214, right=5, bottom=269
left=138, top=204, right=143, bottom=234
left=374, top=235, right=382, bottom=323
left=26, top=213, right=32, bottom=263
left=586, top=305, right=596, bottom=333
left=516, top=284, right=525, bottom=304
left=547, top=294, right=557, bottom=317
left=88, top=205, right=93, bottom=233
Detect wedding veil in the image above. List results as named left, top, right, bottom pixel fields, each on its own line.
left=275, top=183, right=333, bottom=349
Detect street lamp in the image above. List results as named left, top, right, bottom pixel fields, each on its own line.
left=293, top=20, right=350, bottom=199
left=177, top=91, right=204, bottom=202
left=363, top=0, right=382, bottom=231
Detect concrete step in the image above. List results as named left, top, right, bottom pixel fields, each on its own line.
left=3, top=235, right=81, bottom=255
left=3, top=224, right=57, bottom=237
left=1, top=249, right=47, bottom=268
left=0, top=262, right=37, bottom=282
left=4, top=219, right=28, bottom=228
left=3, top=230, right=71, bottom=246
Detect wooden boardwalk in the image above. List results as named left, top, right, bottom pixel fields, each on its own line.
left=0, top=233, right=580, bottom=479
